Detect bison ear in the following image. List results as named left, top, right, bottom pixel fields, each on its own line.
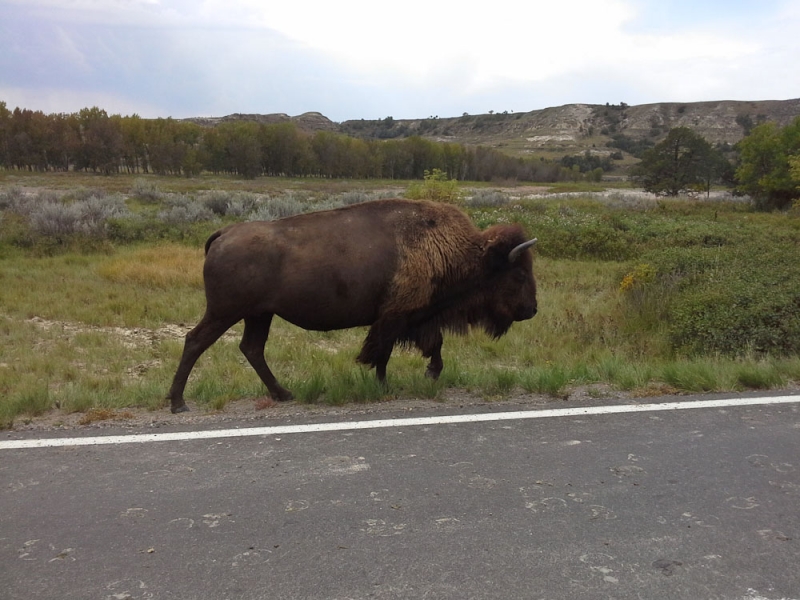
left=482, top=231, right=519, bottom=270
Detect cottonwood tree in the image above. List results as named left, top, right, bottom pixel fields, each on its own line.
left=633, top=127, right=723, bottom=196
left=736, top=117, right=800, bottom=210
left=77, top=107, right=123, bottom=174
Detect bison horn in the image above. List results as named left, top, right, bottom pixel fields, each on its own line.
left=508, top=238, right=537, bottom=263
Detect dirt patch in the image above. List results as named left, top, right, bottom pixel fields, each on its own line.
left=26, top=316, right=192, bottom=349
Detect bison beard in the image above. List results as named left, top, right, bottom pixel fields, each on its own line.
left=167, top=199, right=537, bottom=413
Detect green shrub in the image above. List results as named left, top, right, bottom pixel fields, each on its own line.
left=540, top=220, right=636, bottom=261
left=406, top=169, right=461, bottom=203
left=624, top=242, right=800, bottom=357
left=670, top=284, right=800, bottom=356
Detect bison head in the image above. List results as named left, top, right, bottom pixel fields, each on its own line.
left=475, top=224, right=538, bottom=337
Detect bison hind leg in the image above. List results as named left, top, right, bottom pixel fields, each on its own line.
left=240, top=314, right=294, bottom=402
left=168, top=313, right=238, bottom=413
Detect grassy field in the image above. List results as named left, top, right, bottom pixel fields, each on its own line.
left=1, top=172, right=799, bottom=427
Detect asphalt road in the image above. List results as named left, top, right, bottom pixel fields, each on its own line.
left=2, top=394, right=799, bottom=600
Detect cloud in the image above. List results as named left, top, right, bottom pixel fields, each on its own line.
left=0, top=0, right=798, bottom=121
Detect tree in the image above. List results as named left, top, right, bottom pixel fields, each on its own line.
left=119, top=114, right=147, bottom=173
left=223, top=122, right=261, bottom=179
left=76, top=107, right=123, bottom=174
left=259, top=122, right=311, bottom=177
left=790, top=154, right=800, bottom=184
left=381, top=139, right=413, bottom=179
left=736, top=117, right=800, bottom=210
left=406, top=168, right=461, bottom=202
left=632, top=127, right=722, bottom=196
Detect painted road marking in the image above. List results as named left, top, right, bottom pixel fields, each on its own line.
left=1, top=395, right=798, bottom=450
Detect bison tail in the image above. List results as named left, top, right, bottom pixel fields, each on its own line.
left=204, top=230, right=223, bottom=256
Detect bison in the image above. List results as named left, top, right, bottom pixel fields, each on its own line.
left=167, top=198, right=537, bottom=413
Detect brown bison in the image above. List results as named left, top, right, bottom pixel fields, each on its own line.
left=167, top=198, right=537, bottom=413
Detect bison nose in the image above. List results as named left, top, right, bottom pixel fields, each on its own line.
left=516, top=304, right=537, bottom=321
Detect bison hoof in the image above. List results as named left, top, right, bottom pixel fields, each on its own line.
left=171, top=404, right=190, bottom=414
left=425, top=367, right=442, bottom=380
left=273, top=390, right=294, bottom=402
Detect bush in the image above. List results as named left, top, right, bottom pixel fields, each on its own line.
left=0, top=186, right=26, bottom=210
left=464, top=189, right=511, bottom=208
left=202, top=190, right=235, bottom=216
left=406, top=169, right=461, bottom=203
left=201, top=190, right=261, bottom=217
left=67, top=187, right=109, bottom=203
left=29, top=202, right=83, bottom=239
left=670, top=280, right=800, bottom=356
left=541, top=220, right=637, bottom=261
left=337, top=191, right=372, bottom=206
left=623, top=243, right=800, bottom=356
left=158, top=195, right=215, bottom=224
left=73, top=196, right=131, bottom=236
left=227, top=194, right=261, bottom=218
left=26, top=195, right=131, bottom=241
left=130, top=178, right=163, bottom=203
left=4, top=190, right=61, bottom=217
left=248, top=194, right=309, bottom=221
left=337, top=190, right=396, bottom=206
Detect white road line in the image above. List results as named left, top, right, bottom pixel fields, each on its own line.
left=1, top=395, right=799, bottom=450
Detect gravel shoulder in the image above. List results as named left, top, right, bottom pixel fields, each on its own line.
left=10, top=382, right=799, bottom=434
left=8, top=385, right=633, bottom=433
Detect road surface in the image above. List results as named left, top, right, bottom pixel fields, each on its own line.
left=2, top=393, right=799, bottom=599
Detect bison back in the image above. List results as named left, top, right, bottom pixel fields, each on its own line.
left=201, top=202, right=409, bottom=330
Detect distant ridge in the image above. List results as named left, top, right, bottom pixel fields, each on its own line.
left=182, top=98, right=800, bottom=158
left=183, top=111, right=338, bottom=132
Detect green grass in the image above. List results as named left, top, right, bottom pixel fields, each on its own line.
left=1, top=174, right=799, bottom=427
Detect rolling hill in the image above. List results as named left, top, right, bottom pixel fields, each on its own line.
left=184, top=98, right=800, bottom=162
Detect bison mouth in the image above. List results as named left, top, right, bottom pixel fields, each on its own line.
left=515, top=304, right=537, bottom=321
left=484, top=304, right=536, bottom=338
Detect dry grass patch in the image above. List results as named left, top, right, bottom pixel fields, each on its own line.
left=98, top=244, right=204, bottom=289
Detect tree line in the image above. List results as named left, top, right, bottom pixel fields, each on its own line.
left=0, top=102, right=579, bottom=183
left=2, top=101, right=798, bottom=209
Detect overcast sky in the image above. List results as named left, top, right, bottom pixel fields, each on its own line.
left=1, top=0, right=799, bottom=122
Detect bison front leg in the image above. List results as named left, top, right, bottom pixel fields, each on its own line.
left=240, top=314, right=294, bottom=402
left=168, top=313, right=237, bottom=413
left=357, top=317, right=404, bottom=385
left=422, top=330, right=444, bottom=380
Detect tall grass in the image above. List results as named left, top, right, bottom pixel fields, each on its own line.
left=98, top=244, right=204, bottom=289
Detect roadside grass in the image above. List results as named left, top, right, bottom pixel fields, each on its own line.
left=2, top=252, right=798, bottom=429
left=1, top=175, right=799, bottom=427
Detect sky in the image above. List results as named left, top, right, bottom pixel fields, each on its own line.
left=1, top=0, right=799, bottom=122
